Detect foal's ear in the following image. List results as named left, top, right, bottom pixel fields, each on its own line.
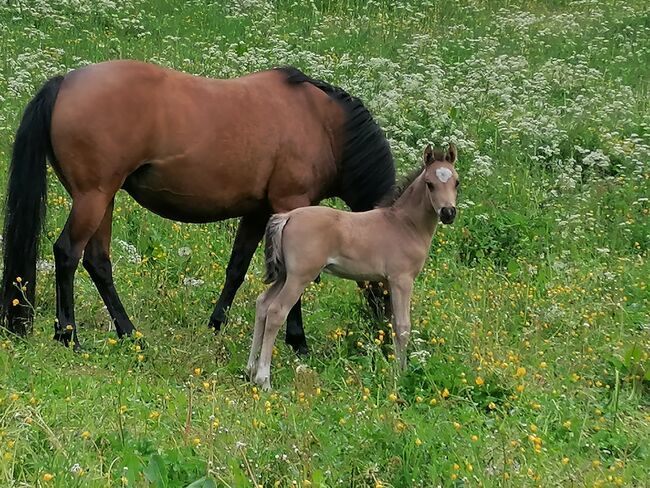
left=423, top=144, right=434, bottom=166
left=446, top=143, right=457, bottom=165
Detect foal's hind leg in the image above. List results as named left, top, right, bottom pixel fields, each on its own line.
left=246, top=280, right=283, bottom=378
left=53, top=194, right=112, bottom=347
left=254, top=276, right=310, bottom=390
left=82, top=199, right=136, bottom=338
left=209, top=213, right=268, bottom=330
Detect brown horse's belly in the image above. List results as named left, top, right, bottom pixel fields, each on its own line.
left=122, top=162, right=263, bottom=223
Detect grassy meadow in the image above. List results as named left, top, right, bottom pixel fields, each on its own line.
left=0, top=0, right=649, bottom=486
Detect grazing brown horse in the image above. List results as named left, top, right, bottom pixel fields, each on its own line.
left=248, top=145, right=459, bottom=390
left=0, top=60, right=395, bottom=351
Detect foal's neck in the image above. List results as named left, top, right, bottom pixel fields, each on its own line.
left=391, top=173, right=439, bottom=239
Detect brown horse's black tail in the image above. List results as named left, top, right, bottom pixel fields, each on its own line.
left=1, top=75, right=63, bottom=335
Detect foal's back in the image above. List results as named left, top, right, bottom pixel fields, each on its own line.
left=280, top=206, right=410, bottom=282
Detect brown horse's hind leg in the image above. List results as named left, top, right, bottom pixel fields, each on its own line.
left=82, top=199, right=136, bottom=338
left=209, top=213, right=268, bottom=331
left=53, top=194, right=113, bottom=347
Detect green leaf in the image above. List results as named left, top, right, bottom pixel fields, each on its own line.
left=144, top=454, right=167, bottom=488
left=186, top=477, right=217, bottom=488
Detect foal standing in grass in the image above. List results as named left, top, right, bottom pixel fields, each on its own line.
left=248, top=144, right=460, bottom=389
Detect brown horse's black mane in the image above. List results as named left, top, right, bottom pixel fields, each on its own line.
left=276, top=67, right=395, bottom=212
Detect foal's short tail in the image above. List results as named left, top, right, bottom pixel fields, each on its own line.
left=1, top=75, right=64, bottom=335
left=264, top=214, right=290, bottom=284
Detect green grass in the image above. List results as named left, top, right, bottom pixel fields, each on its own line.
left=0, top=0, right=648, bottom=486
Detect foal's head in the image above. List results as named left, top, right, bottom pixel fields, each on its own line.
left=422, top=144, right=459, bottom=224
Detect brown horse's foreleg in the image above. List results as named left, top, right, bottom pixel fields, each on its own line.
left=209, top=213, right=268, bottom=331
left=82, top=199, right=135, bottom=338
left=53, top=195, right=112, bottom=348
left=286, top=298, right=308, bottom=355
left=359, top=281, right=392, bottom=321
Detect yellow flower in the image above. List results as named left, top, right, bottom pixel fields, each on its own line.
left=107, top=338, right=118, bottom=346
left=192, top=437, right=201, bottom=446
left=9, top=393, right=19, bottom=401
left=562, top=457, right=570, bottom=465
left=515, top=367, right=527, bottom=378
left=516, top=384, right=525, bottom=393
left=134, top=331, right=144, bottom=339
left=42, top=473, right=55, bottom=482
left=212, top=418, right=220, bottom=429
left=429, top=398, right=438, bottom=406
left=563, top=420, right=572, bottom=428
left=15, top=277, right=21, bottom=283
left=415, top=396, right=423, bottom=403
left=530, top=423, right=537, bottom=433
left=475, top=376, right=484, bottom=386
left=81, top=431, right=91, bottom=440
left=193, top=368, right=202, bottom=376
left=540, top=361, right=547, bottom=369
left=441, top=388, right=450, bottom=398
left=592, top=460, right=601, bottom=467
left=471, top=435, right=479, bottom=442
left=415, top=438, right=422, bottom=446
left=453, top=422, right=461, bottom=430
left=119, top=405, right=128, bottom=414
left=11, top=299, right=19, bottom=307
left=488, top=402, right=496, bottom=410
left=149, top=411, right=160, bottom=420
left=388, top=393, right=398, bottom=402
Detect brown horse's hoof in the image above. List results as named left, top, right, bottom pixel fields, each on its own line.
left=286, top=337, right=309, bottom=356
left=53, top=332, right=82, bottom=352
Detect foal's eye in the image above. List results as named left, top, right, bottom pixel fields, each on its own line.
left=455, top=180, right=460, bottom=189
left=426, top=181, right=434, bottom=190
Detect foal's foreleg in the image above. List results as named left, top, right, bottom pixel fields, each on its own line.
left=388, top=277, right=414, bottom=372
left=209, top=213, right=268, bottom=331
left=82, top=199, right=136, bottom=338
left=254, top=277, right=308, bottom=390
left=53, top=195, right=112, bottom=348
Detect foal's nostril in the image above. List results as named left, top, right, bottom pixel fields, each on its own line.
left=440, top=207, right=456, bottom=223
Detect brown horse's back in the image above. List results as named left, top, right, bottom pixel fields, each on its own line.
left=50, top=60, right=342, bottom=222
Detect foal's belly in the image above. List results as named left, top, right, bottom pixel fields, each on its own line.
left=122, top=161, right=263, bottom=223
left=323, top=257, right=385, bottom=282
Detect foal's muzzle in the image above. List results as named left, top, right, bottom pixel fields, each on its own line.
left=440, top=206, right=456, bottom=224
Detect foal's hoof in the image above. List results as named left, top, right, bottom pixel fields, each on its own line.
left=253, top=374, right=272, bottom=391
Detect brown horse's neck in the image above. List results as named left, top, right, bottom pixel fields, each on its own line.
left=392, top=173, right=439, bottom=240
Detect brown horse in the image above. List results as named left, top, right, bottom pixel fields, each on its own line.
left=248, top=145, right=459, bottom=390
left=0, top=60, right=395, bottom=351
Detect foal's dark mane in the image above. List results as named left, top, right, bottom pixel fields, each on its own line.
left=376, top=166, right=423, bottom=208
left=276, top=67, right=395, bottom=211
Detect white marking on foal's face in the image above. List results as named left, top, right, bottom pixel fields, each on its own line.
left=435, top=167, right=453, bottom=183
